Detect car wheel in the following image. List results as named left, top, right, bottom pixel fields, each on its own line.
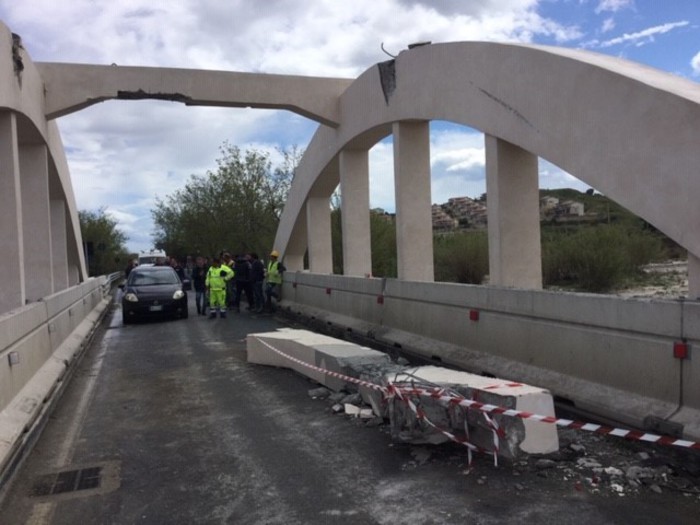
left=181, top=309, right=189, bottom=319
left=122, top=311, right=132, bottom=325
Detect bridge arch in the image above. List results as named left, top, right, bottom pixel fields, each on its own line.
left=275, top=42, right=700, bottom=294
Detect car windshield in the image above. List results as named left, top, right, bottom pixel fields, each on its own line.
left=129, top=270, right=180, bottom=286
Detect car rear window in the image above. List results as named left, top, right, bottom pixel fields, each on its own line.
left=129, top=270, right=180, bottom=286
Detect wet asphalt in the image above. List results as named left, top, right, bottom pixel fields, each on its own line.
left=0, top=297, right=698, bottom=524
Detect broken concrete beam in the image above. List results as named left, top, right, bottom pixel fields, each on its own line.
left=379, top=366, right=559, bottom=459
left=247, top=328, right=391, bottom=391
left=358, top=363, right=411, bottom=417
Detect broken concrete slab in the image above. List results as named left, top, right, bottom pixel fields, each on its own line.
left=248, top=329, right=558, bottom=461
left=366, top=365, right=559, bottom=460
left=247, top=328, right=391, bottom=391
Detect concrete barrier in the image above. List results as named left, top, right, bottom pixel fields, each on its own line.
left=280, top=272, right=699, bottom=442
left=247, top=328, right=390, bottom=391
left=0, top=276, right=112, bottom=490
left=380, top=366, right=558, bottom=458
left=247, top=329, right=558, bottom=459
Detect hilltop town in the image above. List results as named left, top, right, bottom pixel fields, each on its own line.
left=429, top=193, right=589, bottom=232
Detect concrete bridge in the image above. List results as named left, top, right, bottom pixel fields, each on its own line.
left=2, top=18, right=700, bottom=478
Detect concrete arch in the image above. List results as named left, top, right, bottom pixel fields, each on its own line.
left=0, top=23, right=86, bottom=313
left=275, top=42, right=700, bottom=289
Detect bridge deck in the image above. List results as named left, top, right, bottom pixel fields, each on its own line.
left=0, top=299, right=697, bottom=523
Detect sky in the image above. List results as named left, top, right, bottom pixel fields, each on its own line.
left=0, top=0, right=698, bottom=253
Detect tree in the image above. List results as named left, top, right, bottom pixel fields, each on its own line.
left=152, top=143, right=300, bottom=258
left=79, top=208, right=129, bottom=276
left=330, top=208, right=397, bottom=278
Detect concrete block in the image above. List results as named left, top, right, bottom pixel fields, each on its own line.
left=247, top=329, right=390, bottom=391
left=380, top=366, right=558, bottom=459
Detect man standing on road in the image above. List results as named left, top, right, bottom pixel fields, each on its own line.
left=192, top=256, right=209, bottom=315
left=265, top=250, right=285, bottom=313
left=250, top=253, right=265, bottom=313
left=205, top=257, right=233, bottom=319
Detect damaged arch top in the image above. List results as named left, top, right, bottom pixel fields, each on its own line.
left=36, top=62, right=353, bottom=127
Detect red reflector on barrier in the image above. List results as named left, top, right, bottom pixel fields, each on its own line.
left=469, top=309, right=479, bottom=321
left=325, top=287, right=331, bottom=295
left=292, top=282, right=297, bottom=288
left=377, top=295, right=384, bottom=305
left=674, top=341, right=688, bottom=359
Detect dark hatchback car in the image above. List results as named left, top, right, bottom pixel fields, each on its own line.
left=120, top=266, right=188, bottom=324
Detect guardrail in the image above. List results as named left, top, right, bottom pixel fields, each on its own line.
left=0, top=273, right=120, bottom=491
left=280, top=272, right=699, bottom=442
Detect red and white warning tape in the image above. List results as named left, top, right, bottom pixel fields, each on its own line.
left=254, top=338, right=700, bottom=453
left=396, top=386, right=700, bottom=451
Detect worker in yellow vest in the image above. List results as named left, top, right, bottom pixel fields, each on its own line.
left=205, top=256, right=234, bottom=318
left=264, top=250, right=286, bottom=313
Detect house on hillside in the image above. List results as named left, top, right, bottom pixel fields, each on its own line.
left=432, top=204, right=458, bottom=232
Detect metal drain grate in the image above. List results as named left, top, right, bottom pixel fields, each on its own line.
left=32, top=466, right=102, bottom=497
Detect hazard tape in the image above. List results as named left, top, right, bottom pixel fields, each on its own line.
left=399, top=386, right=700, bottom=451
left=257, top=338, right=496, bottom=464
left=254, top=338, right=700, bottom=452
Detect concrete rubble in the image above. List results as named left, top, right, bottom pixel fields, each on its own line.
left=247, top=329, right=559, bottom=460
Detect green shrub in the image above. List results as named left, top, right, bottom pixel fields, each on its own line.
left=434, top=231, right=489, bottom=284
left=542, top=225, right=667, bottom=292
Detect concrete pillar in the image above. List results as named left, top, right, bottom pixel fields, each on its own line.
left=306, top=195, right=333, bottom=274
left=689, top=253, right=700, bottom=300
left=393, top=121, right=434, bottom=282
left=339, top=149, right=371, bottom=276
left=20, top=144, right=53, bottom=301
left=485, top=135, right=542, bottom=289
left=51, top=199, right=69, bottom=291
left=0, top=112, right=25, bottom=312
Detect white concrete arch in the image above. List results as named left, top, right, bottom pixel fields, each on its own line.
left=275, top=42, right=700, bottom=292
left=0, top=23, right=86, bottom=313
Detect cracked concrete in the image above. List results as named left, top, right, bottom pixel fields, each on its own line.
left=116, top=89, right=193, bottom=104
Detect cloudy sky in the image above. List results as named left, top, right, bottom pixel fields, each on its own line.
left=0, top=1, right=698, bottom=253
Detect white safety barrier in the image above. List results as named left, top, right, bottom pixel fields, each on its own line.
left=0, top=275, right=116, bottom=489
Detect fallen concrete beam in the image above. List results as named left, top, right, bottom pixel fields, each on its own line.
left=362, top=365, right=559, bottom=459
left=247, top=328, right=391, bottom=391
left=248, top=330, right=559, bottom=461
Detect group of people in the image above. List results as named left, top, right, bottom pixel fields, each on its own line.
left=191, top=250, right=285, bottom=319
left=125, top=250, right=286, bottom=319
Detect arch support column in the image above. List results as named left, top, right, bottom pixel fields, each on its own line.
left=306, top=195, right=333, bottom=274
left=393, top=121, right=434, bottom=282
left=485, top=135, right=542, bottom=289
left=0, top=112, right=25, bottom=312
left=50, top=198, right=69, bottom=291
left=20, top=144, right=53, bottom=301
left=340, top=149, right=371, bottom=276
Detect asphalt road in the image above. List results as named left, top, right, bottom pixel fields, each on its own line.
left=1, top=298, right=699, bottom=524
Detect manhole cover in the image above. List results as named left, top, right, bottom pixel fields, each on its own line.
left=30, top=461, right=120, bottom=500
left=32, top=466, right=102, bottom=496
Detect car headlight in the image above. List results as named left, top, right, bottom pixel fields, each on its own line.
left=124, top=293, right=139, bottom=302
left=173, top=290, right=185, bottom=300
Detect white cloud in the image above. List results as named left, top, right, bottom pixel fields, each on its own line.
left=601, top=17, right=615, bottom=33
left=595, top=0, right=633, bottom=14
left=597, top=21, right=689, bottom=48
left=0, top=1, right=687, bottom=252
left=692, top=51, right=700, bottom=76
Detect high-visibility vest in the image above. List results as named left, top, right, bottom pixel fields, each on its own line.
left=205, top=264, right=233, bottom=290
left=267, top=261, right=282, bottom=284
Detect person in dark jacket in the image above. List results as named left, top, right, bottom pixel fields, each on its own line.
left=232, top=253, right=254, bottom=312
left=250, top=253, right=265, bottom=313
left=191, top=256, right=209, bottom=315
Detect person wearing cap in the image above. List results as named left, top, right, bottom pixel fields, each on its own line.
left=264, top=250, right=285, bottom=312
